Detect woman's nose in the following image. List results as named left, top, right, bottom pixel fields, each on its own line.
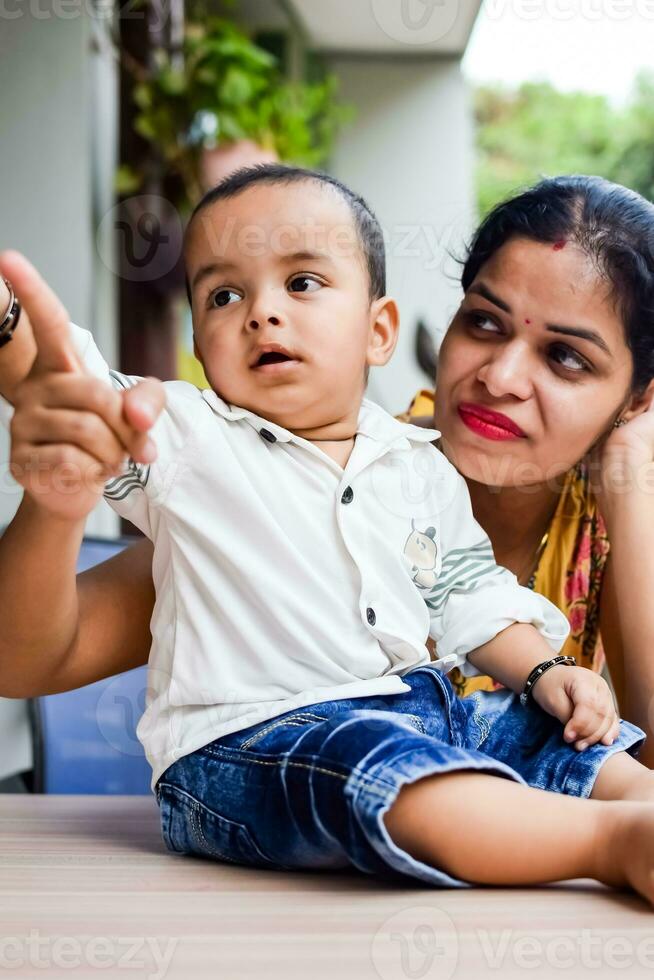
left=476, top=344, right=533, bottom=400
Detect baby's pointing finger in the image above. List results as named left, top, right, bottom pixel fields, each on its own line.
left=0, top=250, right=81, bottom=376
left=119, top=379, right=165, bottom=464
left=121, top=378, right=166, bottom=433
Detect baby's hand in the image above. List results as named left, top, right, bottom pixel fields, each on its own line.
left=1, top=250, right=165, bottom=523
left=530, top=664, right=621, bottom=751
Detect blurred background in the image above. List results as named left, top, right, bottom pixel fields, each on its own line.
left=0, top=0, right=652, bottom=791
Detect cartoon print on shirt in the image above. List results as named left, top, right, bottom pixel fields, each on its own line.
left=404, top=520, right=438, bottom=589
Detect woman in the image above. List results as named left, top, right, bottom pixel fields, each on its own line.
left=1, top=174, right=653, bottom=774
left=403, top=175, right=654, bottom=767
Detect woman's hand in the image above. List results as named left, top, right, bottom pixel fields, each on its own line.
left=0, top=251, right=165, bottom=523
left=590, top=399, right=654, bottom=510
left=531, top=664, right=621, bottom=751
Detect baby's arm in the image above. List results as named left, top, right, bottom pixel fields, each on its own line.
left=423, top=458, right=619, bottom=749
left=467, top=622, right=620, bottom=749
left=0, top=253, right=164, bottom=696
left=423, top=462, right=569, bottom=676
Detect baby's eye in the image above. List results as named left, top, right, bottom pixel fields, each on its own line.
left=209, top=288, right=242, bottom=309
left=288, top=276, right=322, bottom=294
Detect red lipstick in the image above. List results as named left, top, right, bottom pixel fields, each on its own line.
left=457, top=402, right=527, bottom=441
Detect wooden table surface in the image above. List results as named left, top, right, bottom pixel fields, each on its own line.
left=1, top=794, right=653, bottom=979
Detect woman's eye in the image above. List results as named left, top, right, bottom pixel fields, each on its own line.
left=210, top=288, right=241, bottom=309
left=468, top=312, right=500, bottom=333
left=288, top=276, right=322, bottom=294
left=549, top=344, right=589, bottom=373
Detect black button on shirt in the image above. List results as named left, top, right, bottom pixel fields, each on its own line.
left=259, top=428, right=277, bottom=443
left=366, top=607, right=376, bottom=627
left=341, top=486, right=354, bottom=505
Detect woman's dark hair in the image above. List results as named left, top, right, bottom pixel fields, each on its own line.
left=461, top=175, right=654, bottom=394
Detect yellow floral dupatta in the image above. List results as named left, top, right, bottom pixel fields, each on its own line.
left=403, top=390, right=610, bottom=698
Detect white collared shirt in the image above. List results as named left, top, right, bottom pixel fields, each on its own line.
left=1, top=326, right=570, bottom=791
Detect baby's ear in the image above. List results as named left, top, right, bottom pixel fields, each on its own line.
left=367, top=296, right=399, bottom=368
left=425, top=527, right=436, bottom=539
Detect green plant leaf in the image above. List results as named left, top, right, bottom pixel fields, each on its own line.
left=219, top=66, right=256, bottom=105
left=217, top=112, right=247, bottom=142
left=114, top=164, right=142, bottom=195
left=134, top=115, right=158, bottom=141
left=157, top=68, right=187, bottom=96
left=123, top=19, right=353, bottom=211
left=195, top=66, right=217, bottom=86
left=152, top=47, right=168, bottom=72
left=133, top=82, right=152, bottom=110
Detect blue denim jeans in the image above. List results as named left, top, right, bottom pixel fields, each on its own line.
left=155, top=664, right=645, bottom=887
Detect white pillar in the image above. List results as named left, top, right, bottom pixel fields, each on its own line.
left=328, top=56, right=476, bottom=415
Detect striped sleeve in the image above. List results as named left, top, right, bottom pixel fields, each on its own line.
left=423, top=539, right=506, bottom=619
left=425, top=463, right=570, bottom=676
left=102, top=369, right=151, bottom=503
left=50, top=325, right=157, bottom=536
left=75, top=347, right=155, bottom=538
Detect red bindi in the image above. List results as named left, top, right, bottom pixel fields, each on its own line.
left=553, top=240, right=566, bottom=251
left=525, top=319, right=532, bottom=325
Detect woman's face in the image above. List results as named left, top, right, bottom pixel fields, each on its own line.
left=434, top=237, right=634, bottom=487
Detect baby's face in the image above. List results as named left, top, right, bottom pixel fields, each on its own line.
left=185, top=181, right=395, bottom=432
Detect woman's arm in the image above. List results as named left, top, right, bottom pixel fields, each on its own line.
left=597, top=557, right=626, bottom=713
left=0, top=251, right=162, bottom=698
left=600, top=483, right=654, bottom=767
left=0, top=276, right=37, bottom=403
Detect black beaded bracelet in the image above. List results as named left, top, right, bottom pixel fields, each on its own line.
left=520, top=654, right=576, bottom=707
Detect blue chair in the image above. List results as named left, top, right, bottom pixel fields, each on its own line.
left=29, top=535, right=152, bottom=795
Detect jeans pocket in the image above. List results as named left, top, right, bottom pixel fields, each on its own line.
left=236, top=710, right=329, bottom=751
left=467, top=692, right=492, bottom=750
left=412, top=665, right=461, bottom=746
left=158, top=782, right=277, bottom=869
left=157, top=783, right=189, bottom=854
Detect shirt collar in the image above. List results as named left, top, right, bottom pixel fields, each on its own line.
left=201, top=389, right=294, bottom=442
left=200, top=389, right=440, bottom=448
left=356, top=398, right=440, bottom=447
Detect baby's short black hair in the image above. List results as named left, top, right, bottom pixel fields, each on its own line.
left=184, top=163, right=386, bottom=305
